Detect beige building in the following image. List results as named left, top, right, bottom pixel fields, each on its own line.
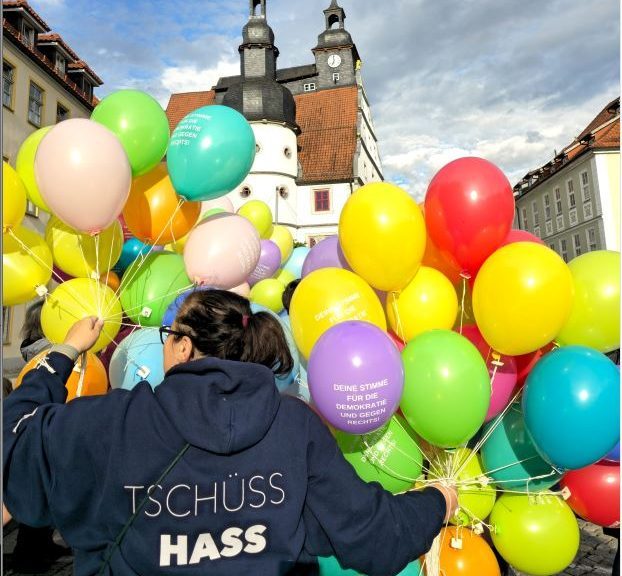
left=2, top=0, right=102, bottom=375
left=514, top=98, right=620, bottom=261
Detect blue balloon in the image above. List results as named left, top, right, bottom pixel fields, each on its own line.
left=605, top=441, right=620, bottom=462
left=283, top=246, right=310, bottom=279
left=115, top=237, right=151, bottom=274
left=481, top=403, right=563, bottom=491
left=523, top=346, right=620, bottom=470
left=167, top=105, right=255, bottom=202
left=109, top=328, right=165, bottom=391
left=162, top=286, right=211, bottom=327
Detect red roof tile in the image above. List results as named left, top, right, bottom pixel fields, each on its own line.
left=166, top=90, right=216, bottom=134
left=67, top=59, right=103, bottom=85
left=2, top=0, right=50, bottom=31
left=37, top=32, right=79, bottom=60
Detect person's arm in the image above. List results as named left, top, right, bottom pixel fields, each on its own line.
left=3, top=504, right=12, bottom=526
left=302, top=411, right=456, bottom=576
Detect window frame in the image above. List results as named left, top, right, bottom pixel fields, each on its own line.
left=521, top=207, right=528, bottom=229
left=573, top=233, right=582, bottom=257
left=586, top=227, right=597, bottom=251
left=554, top=187, right=562, bottom=214
left=532, top=200, right=539, bottom=226
left=580, top=170, right=591, bottom=202
left=2, top=59, right=16, bottom=110
left=56, top=101, right=70, bottom=123
left=584, top=201, right=593, bottom=219
left=560, top=238, right=568, bottom=262
left=566, top=179, right=576, bottom=208
left=545, top=220, right=553, bottom=236
left=27, top=80, right=45, bottom=127
left=556, top=214, right=564, bottom=232
left=303, top=82, right=316, bottom=92
left=544, top=193, right=551, bottom=220
left=569, top=208, right=578, bottom=226
left=312, top=188, right=331, bottom=213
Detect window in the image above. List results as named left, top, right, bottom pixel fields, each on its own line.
left=580, top=171, right=591, bottom=201
left=314, top=189, right=330, bottom=212
left=278, top=186, right=288, bottom=199
left=303, top=83, right=316, bottom=92
left=549, top=242, right=556, bottom=252
left=255, top=143, right=261, bottom=154
left=332, top=73, right=340, bottom=83
left=587, top=228, right=598, bottom=251
left=573, top=234, right=582, bottom=257
left=55, top=54, right=66, bottom=74
left=283, top=147, right=291, bottom=159
left=584, top=202, right=593, bottom=219
left=22, top=22, right=35, bottom=48
left=567, top=179, right=576, bottom=208
left=28, top=81, right=44, bottom=126
left=554, top=187, right=562, bottom=214
left=56, top=103, right=69, bottom=123
left=556, top=215, right=564, bottom=231
left=3, top=61, right=15, bottom=109
left=240, top=186, right=251, bottom=198
left=569, top=209, right=578, bottom=226
left=26, top=200, right=39, bottom=218
left=2, top=306, right=11, bottom=345
left=545, top=220, right=553, bottom=236
left=83, top=83, right=93, bottom=100
left=533, top=226, right=541, bottom=238
left=532, top=201, right=539, bottom=226
left=521, top=207, right=528, bottom=229
left=544, top=194, right=551, bottom=220
left=560, top=239, right=568, bottom=262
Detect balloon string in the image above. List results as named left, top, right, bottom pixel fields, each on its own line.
left=94, top=233, right=103, bottom=317
left=458, top=272, right=470, bottom=335
left=74, top=236, right=100, bottom=312
left=101, top=224, right=120, bottom=301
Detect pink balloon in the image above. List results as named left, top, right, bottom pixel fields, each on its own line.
left=183, top=213, right=260, bottom=289
left=229, top=282, right=251, bottom=298
left=201, top=196, right=234, bottom=214
left=35, top=118, right=131, bottom=234
left=460, top=324, right=517, bottom=422
left=499, top=229, right=545, bottom=247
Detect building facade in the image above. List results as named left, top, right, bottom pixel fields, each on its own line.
left=166, top=0, right=383, bottom=246
left=514, top=98, right=620, bottom=261
left=2, top=0, right=102, bottom=373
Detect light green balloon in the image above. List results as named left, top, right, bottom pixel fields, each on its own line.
left=490, top=493, right=580, bottom=576
left=16, top=125, right=52, bottom=211
left=250, top=278, right=285, bottom=313
left=400, top=330, right=490, bottom=448
left=335, top=414, right=423, bottom=494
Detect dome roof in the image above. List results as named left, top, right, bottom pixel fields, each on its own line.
left=315, top=28, right=354, bottom=50
left=242, top=18, right=275, bottom=45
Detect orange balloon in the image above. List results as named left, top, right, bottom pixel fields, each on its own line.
left=123, top=163, right=200, bottom=245
left=100, top=270, right=120, bottom=291
left=438, top=526, right=500, bottom=576
left=16, top=350, right=109, bottom=401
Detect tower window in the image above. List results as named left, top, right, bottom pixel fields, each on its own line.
left=303, top=83, right=316, bottom=92
left=283, top=147, right=291, bottom=158
left=332, top=73, right=340, bottom=83
left=240, top=186, right=252, bottom=198
left=255, top=143, right=261, bottom=153
left=327, top=14, right=341, bottom=29
left=278, top=186, right=289, bottom=199
left=313, top=189, right=330, bottom=212
left=56, top=103, right=70, bottom=123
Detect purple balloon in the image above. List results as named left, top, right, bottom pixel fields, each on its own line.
left=301, top=236, right=350, bottom=277
left=307, top=321, right=404, bottom=434
left=605, top=442, right=620, bottom=462
left=248, top=240, right=281, bottom=286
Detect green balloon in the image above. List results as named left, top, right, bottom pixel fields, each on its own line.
left=120, top=251, right=190, bottom=326
left=91, top=89, right=169, bottom=177
left=400, top=330, right=490, bottom=448
left=490, top=493, right=580, bottom=576
left=335, top=414, right=423, bottom=494
left=201, top=208, right=226, bottom=221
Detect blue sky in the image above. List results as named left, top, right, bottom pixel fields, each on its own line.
left=30, top=0, right=620, bottom=199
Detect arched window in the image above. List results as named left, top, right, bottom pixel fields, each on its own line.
left=240, top=186, right=252, bottom=198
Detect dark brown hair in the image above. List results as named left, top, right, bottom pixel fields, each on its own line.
left=173, top=290, right=293, bottom=376
left=20, top=300, right=45, bottom=343
left=281, top=279, right=300, bottom=314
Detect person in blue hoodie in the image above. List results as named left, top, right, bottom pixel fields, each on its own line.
left=3, top=289, right=457, bottom=576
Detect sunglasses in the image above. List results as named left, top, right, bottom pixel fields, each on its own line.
left=159, top=326, right=191, bottom=345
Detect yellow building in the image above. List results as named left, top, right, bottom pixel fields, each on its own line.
left=2, top=0, right=103, bottom=375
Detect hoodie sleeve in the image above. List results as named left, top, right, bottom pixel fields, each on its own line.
left=302, top=411, right=446, bottom=576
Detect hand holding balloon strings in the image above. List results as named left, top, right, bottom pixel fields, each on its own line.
left=63, top=316, right=105, bottom=354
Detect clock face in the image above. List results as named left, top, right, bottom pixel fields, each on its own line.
left=327, top=54, right=342, bottom=68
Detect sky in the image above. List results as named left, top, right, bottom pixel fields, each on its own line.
left=30, top=0, right=620, bottom=200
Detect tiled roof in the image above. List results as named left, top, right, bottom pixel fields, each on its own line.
left=67, top=59, right=103, bottom=85
left=2, top=0, right=50, bottom=31
left=164, top=85, right=359, bottom=184
left=165, top=90, right=216, bottom=133
left=37, top=32, right=79, bottom=60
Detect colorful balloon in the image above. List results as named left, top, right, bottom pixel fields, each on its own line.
left=123, top=163, right=200, bottom=245
left=41, top=278, right=122, bottom=353
left=274, top=268, right=296, bottom=287
left=400, top=330, right=490, bottom=448
left=3, top=226, right=53, bottom=306
left=499, top=228, right=545, bottom=247
left=339, top=182, right=426, bottom=291
left=201, top=196, right=234, bottom=215
left=556, top=250, right=620, bottom=353
left=183, top=213, right=260, bottom=289
left=424, top=157, right=515, bottom=275
left=115, top=237, right=152, bottom=274
left=100, top=270, right=121, bottom=292
left=248, top=240, right=282, bottom=286
left=290, top=268, right=386, bottom=359
left=35, top=118, right=132, bottom=234
left=3, top=162, right=27, bottom=232
left=167, top=105, right=255, bottom=201
left=229, top=282, right=251, bottom=299
left=270, top=225, right=294, bottom=264
left=249, top=278, right=286, bottom=313
left=490, top=493, right=580, bottom=576
left=15, top=126, right=52, bottom=211
left=301, top=235, right=349, bottom=277
left=283, top=246, right=310, bottom=279
left=385, top=266, right=458, bottom=342
left=162, top=286, right=212, bottom=327
left=439, top=526, right=500, bottom=576
left=523, top=346, right=620, bottom=470
left=91, top=89, right=169, bottom=177
left=308, top=321, right=403, bottom=433
left=472, top=242, right=574, bottom=355
left=237, top=200, right=274, bottom=239
left=109, top=328, right=165, bottom=390
left=605, top=442, right=620, bottom=463
left=45, top=217, right=123, bottom=278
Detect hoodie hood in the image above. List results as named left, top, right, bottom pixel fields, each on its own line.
left=20, top=338, right=51, bottom=362
left=154, top=357, right=281, bottom=454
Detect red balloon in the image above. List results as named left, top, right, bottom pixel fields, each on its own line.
left=515, top=342, right=556, bottom=388
left=424, top=157, right=515, bottom=275
left=388, top=330, right=405, bottom=351
left=499, top=229, right=545, bottom=248
left=561, top=460, right=620, bottom=527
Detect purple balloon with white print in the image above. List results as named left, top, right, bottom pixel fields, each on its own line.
left=248, top=240, right=282, bottom=287
left=307, top=321, right=404, bottom=434
left=301, top=235, right=350, bottom=277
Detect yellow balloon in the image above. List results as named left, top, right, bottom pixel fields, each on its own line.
left=556, top=250, right=620, bottom=352
left=3, top=162, right=27, bottom=232
left=290, top=268, right=386, bottom=359
left=238, top=200, right=274, bottom=239
left=339, top=182, right=426, bottom=292
left=274, top=268, right=296, bottom=286
left=41, top=278, right=122, bottom=353
left=3, top=226, right=53, bottom=306
left=45, top=217, right=124, bottom=278
left=250, top=278, right=286, bottom=313
left=270, top=225, right=294, bottom=264
left=165, top=231, right=190, bottom=254
left=386, top=266, right=458, bottom=342
left=473, top=242, right=574, bottom=356
left=16, top=126, right=53, bottom=211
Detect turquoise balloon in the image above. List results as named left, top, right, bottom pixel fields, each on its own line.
left=523, top=346, right=620, bottom=470
left=283, top=246, right=311, bottom=279
left=318, top=556, right=421, bottom=575
left=167, top=105, right=255, bottom=202
left=115, top=237, right=151, bottom=274
left=481, top=403, right=563, bottom=492
left=109, top=328, right=164, bottom=391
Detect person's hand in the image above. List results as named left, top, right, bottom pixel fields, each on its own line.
left=63, top=317, right=104, bottom=353
left=429, top=482, right=459, bottom=523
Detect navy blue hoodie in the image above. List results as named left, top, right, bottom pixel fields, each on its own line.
left=3, top=352, right=446, bottom=575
